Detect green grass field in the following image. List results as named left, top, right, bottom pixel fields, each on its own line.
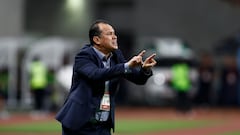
left=0, top=119, right=219, bottom=134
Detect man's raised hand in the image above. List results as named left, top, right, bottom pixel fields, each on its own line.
left=142, top=53, right=157, bottom=70
left=127, top=50, right=146, bottom=68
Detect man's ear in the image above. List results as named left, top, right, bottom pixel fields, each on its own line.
left=93, top=36, right=101, bottom=45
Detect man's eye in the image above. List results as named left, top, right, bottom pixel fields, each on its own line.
left=109, top=32, right=115, bottom=35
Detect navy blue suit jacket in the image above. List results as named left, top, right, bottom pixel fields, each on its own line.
left=55, top=44, right=152, bottom=131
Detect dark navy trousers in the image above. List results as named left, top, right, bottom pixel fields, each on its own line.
left=62, top=121, right=111, bottom=135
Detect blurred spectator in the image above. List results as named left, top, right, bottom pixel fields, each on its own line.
left=218, top=55, right=239, bottom=106
left=170, top=62, right=192, bottom=114
left=194, top=52, right=215, bottom=107
left=29, top=56, right=48, bottom=117
left=0, top=67, right=9, bottom=119
left=45, top=68, right=57, bottom=112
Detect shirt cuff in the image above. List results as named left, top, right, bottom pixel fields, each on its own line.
left=124, top=63, right=132, bottom=73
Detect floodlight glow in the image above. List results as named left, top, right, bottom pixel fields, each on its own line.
left=66, top=0, right=85, bottom=12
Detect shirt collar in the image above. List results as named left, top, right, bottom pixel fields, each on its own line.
left=92, top=47, right=112, bottom=61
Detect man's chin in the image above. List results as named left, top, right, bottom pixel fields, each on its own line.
left=112, top=45, right=118, bottom=50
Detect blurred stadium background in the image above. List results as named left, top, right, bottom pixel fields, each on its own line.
left=1, top=0, right=240, bottom=134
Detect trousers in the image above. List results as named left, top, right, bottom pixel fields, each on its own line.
left=62, top=121, right=111, bottom=135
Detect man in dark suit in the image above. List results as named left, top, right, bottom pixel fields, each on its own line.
left=55, top=20, right=156, bottom=135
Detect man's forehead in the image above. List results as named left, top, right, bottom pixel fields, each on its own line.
left=99, top=23, right=114, bottom=31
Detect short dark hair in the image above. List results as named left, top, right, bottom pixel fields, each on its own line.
left=88, top=19, right=109, bottom=45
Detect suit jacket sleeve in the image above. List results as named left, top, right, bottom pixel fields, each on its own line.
left=73, top=48, right=126, bottom=82
left=74, top=48, right=152, bottom=84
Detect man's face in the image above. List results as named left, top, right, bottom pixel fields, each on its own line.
left=97, top=23, right=118, bottom=53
